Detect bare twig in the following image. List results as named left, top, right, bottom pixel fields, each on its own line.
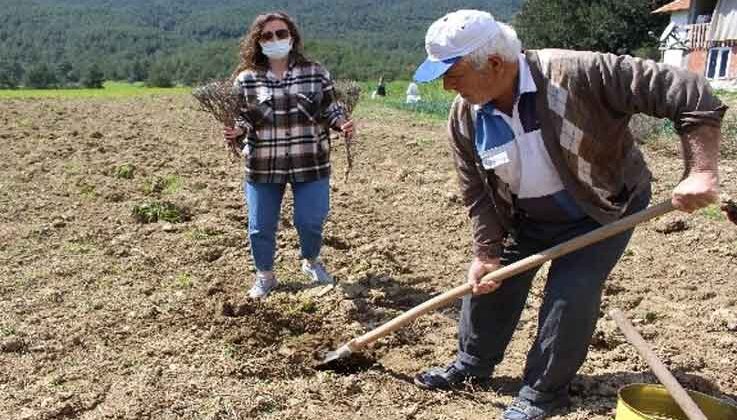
left=333, top=80, right=362, bottom=182
left=192, top=79, right=246, bottom=161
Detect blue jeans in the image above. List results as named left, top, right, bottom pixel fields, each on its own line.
left=245, top=177, right=330, bottom=272
left=456, top=187, right=651, bottom=404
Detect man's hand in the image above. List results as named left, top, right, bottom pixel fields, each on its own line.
left=671, top=171, right=719, bottom=213
left=468, top=256, right=502, bottom=295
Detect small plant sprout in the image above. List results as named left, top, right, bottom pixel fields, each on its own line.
left=114, top=163, right=135, bottom=179
left=175, top=273, right=193, bottom=288
left=132, top=201, right=189, bottom=224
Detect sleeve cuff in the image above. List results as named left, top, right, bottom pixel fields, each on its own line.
left=328, top=109, right=346, bottom=130
left=234, top=119, right=253, bottom=133
left=473, top=242, right=503, bottom=259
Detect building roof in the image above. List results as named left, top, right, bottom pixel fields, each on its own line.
left=710, top=0, right=737, bottom=41
left=652, top=0, right=691, bottom=14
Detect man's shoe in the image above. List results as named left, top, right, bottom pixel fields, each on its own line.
left=301, top=258, right=334, bottom=285
left=248, top=271, right=278, bottom=299
left=414, top=364, right=490, bottom=390
left=502, top=397, right=570, bottom=420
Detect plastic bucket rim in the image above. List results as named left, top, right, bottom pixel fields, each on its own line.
left=617, top=383, right=737, bottom=420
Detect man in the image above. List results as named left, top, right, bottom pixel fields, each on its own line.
left=412, top=9, right=725, bottom=420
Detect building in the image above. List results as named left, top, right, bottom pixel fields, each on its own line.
left=654, top=0, right=737, bottom=88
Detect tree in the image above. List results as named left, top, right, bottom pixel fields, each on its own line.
left=0, top=61, right=22, bottom=89
left=514, top=0, right=669, bottom=55
left=0, top=72, right=18, bottom=89
left=145, top=60, right=174, bottom=87
left=24, top=63, right=58, bottom=88
left=127, top=59, right=148, bottom=83
left=0, top=0, right=525, bottom=83
left=57, top=61, right=74, bottom=85
left=82, top=63, right=105, bottom=88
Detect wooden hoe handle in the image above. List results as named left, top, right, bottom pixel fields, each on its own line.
left=609, top=309, right=708, bottom=420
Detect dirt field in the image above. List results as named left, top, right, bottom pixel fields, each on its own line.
left=1, top=95, right=736, bottom=420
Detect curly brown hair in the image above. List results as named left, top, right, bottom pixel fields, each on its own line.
left=233, top=11, right=311, bottom=76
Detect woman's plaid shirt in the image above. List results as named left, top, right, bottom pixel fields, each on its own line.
left=234, top=61, right=345, bottom=183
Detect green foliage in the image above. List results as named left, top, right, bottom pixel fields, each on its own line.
left=4, top=0, right=682, bottom=88
left=113, top=163, right=136, bottom=179
left=132, top=201, right=189, bottom=224
left=146, top=60, right=175, bottom=88
left=63, top=240, right=95, bottom=255
left=719, top=113, right=737, bottom=159
left=700, top=205, right=726, bottom=221
left=127, top=59, right=148, bottom=83
left=632, top=44, right=661, bottom=61
left=0, top=73, right=18, bottom=89
left=56, top=61, right=74, bottom=84
left=298, top=298, right=318, bottom=314
left=24, top=63, right=58, bottom=88
left=175, top=273, right=194, bottom=288
left=0, top=325, right=16, bottom=337
left=79, top=183, right=97, bottom=199
left=0, top=0, right=521, bottom=86
left=143, top=175, right=183, bottom=195
left=0, top=61, right=22, bottom=88
left=82, top=63, right=105, bottom=88
left=187, top=227, right=222, bottom=241
left=514, top=0, right=670, bottom=54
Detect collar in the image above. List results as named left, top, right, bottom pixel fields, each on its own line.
left=475, top=53, right=537, bottom=115
left=265, top=57, right=296, bottom=80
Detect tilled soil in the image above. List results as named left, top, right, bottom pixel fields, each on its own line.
left=1, top=95, right=736, bottom=420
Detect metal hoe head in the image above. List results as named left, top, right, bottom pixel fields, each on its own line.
left=316, top=344, right=353, bottom=370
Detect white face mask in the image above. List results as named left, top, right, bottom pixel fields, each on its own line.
left=260, top=38, right=292, bottom=59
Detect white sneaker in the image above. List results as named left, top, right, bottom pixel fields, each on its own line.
left=301, top=258, right=334, bottom=285
left=248, top=271, right=277, bottom=299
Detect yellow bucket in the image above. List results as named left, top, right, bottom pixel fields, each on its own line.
left=616, top=384, right=737, bottom=420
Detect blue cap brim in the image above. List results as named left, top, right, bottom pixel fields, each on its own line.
left=413, top=56, right=461, bottom=83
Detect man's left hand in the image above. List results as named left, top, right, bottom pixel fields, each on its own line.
left=672, top=171, right=719, bottom=212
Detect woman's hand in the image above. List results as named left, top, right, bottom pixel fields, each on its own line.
left=223, top=126, right=245, bottom=141
left=340, top=119, right=355, bottom=141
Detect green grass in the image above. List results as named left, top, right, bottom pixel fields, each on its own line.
left=63, top=240, right=95, bottom=255
left=143, top=174, right=183, bottom=195
left=0, top=325, right=17, bottom=336
left=700, top=204, right=726, bottom=221
left=132, top=201, right=189, bottom=224
left=357, top=79, right=455, bottom=121
left=0, top=81, right=190, bottom=99
left=187, top=227, right=222, bottom=241
left=175, top=273, right=193, bottom=289
left=62, top=161, right=82, bottom=176
left=79, top=183, right=97, bottom=199
left=113, top=163, right=136, bottom=180
left=715, top=89, right=737, bottom=104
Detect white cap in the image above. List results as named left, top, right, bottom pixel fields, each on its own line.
left=414, top=10, right=500, bottom=83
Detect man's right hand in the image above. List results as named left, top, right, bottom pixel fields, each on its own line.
left=223, top=126, right=245, bottom=141
left=468, top=255, right=502, bottom=295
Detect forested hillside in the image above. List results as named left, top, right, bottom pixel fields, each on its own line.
left=0, top=0, right=521, bottom=87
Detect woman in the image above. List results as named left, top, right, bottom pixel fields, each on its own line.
left=224, top=11, right=354, bottom=299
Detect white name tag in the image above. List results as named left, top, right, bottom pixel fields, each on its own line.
left=481, top=151, right=510, bottom=169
